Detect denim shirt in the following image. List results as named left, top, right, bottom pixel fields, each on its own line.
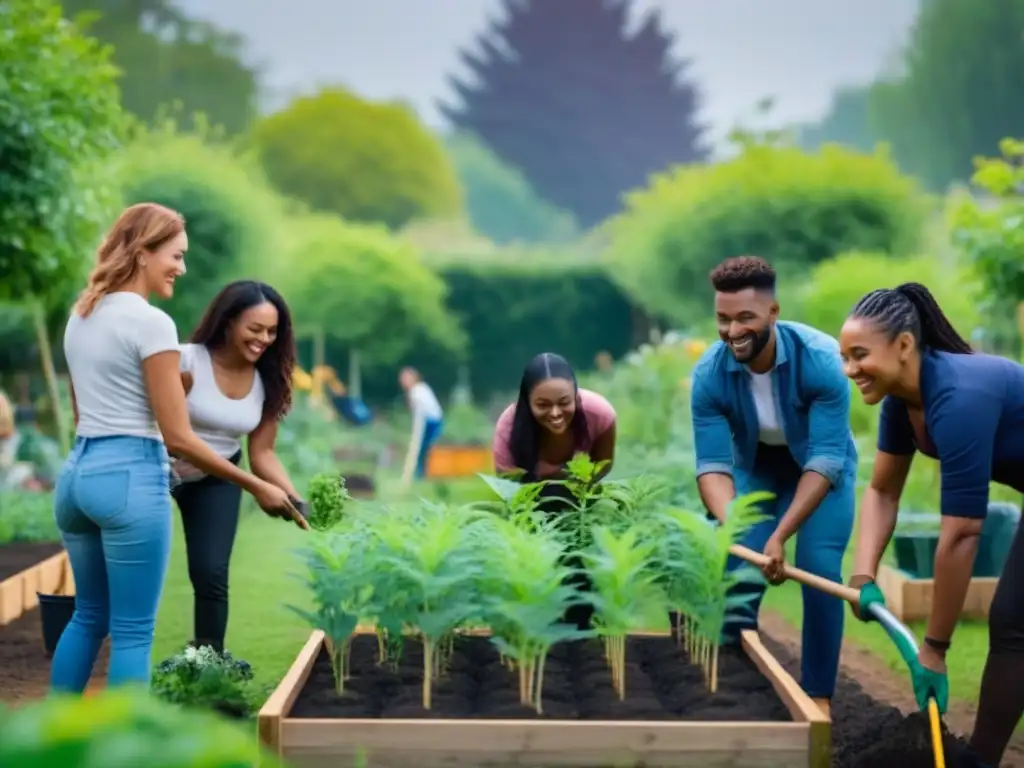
left=690, top=321, right=858, bottom=489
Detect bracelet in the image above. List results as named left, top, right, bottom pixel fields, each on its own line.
left=924, top=636, right=951, bottom=652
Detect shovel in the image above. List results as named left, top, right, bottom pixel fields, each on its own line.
left=729, top=543, right=946, bottom=768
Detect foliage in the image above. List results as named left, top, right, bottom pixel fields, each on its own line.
left=445, top=133, right=578, bottom=245
left=948, top=138, right=1024, bottom=320
left=0, top=491, right=59, bottom=543
left=61, top=0, right=260, bottom=136
left=868, top=0, right=1024, bottom=191
left=306, top=471, right=352, bottom=532
left=359, top=255, right=635, bottom=405
left=276, top=214, right=466, bottom=367
left=0, top=688, right=282, bottom=767
left=288, top=457, right=766, bottom=711
left=605, top=141, right=928, bottom=326
left=439, top=0, right=709, bottom=228
left=274, top=394, right=355, bottom=479
left=580, top=338, right=704, bottom=454
left=0, top=0, right=125, bottom=304
left=251, top=87, right=463, bottom=229
left=151, top=645, right=258, bottom=720
left=799, top=249, right=981, bottom=343
left=113, top=123, right=292, bottom=332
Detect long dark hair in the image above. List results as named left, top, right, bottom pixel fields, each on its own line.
left=849, top=282, right=973, bottom=355
left=190, top=280, right=297, bottom=421
left=508, top=352, right=589, bottom=478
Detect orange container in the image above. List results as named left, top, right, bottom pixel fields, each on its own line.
left=426, top=445, right=492, bottom=479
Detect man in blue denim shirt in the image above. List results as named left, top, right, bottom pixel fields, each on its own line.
left=690, top=256, right=857, bottom=715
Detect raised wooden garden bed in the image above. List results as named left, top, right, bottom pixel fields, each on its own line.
left=876, top=563, right=998, bottom=622
left=0, top=547, right=74, bottom=626
left=258, top=628, right=829, bottom=768
left=426, top=444, right=492, bottom=480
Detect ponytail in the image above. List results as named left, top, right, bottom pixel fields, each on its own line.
left=849, top=282, right=973, bottom=354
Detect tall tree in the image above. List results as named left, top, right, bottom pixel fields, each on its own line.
left=62, top=0, right=260, bottom=135
left=439, top=0, right=709, bottom=228
left=869, top=0, right=1024, bottom=190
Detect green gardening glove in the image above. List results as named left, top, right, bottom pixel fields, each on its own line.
left=848, top=575, right=885, bottom=622
left=910, top=654, right=949, bottom=713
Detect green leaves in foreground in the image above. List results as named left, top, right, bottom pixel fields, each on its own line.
left=0, top=688, right=280, bottom=768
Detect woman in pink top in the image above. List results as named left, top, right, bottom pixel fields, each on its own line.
left=492, top=352, right=617, bottom=631
left=493, top=352, right=617, bottom=482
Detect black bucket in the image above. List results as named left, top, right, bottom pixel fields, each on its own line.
left=38, top=593, right=76, bottom=658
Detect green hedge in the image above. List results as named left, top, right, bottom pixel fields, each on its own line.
left=351, top=262, right=637, bottom=407
left=605, top=141, right=928, bottom=327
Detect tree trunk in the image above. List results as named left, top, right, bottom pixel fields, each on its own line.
left=33, top=302, right=69, bottom=455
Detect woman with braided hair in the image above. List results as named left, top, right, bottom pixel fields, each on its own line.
left=839, top=282, right=1024, bottom=768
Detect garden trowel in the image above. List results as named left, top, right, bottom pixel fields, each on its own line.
left=729, top=543, right=946, bottom=768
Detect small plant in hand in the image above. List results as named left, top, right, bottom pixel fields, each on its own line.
left=288, top=460, right=771, bottom=715
left=306, top=470, right=352, bottom=531
left=151, top=645, right=257, bottom=720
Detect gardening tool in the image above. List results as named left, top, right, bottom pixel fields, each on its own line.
left=729, top=543, right=947, bottom=768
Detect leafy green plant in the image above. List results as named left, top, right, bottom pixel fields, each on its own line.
left=582, top=525, right=669, bottom=699
left=151, top=645, right=257, bottom=720
left=0, top=688, right=282, bottom=767
left=0, top=491, right=59, bottom=543
left=306, top=471, right=352, bottom=532
left=656, top=493, right=772, bottom=692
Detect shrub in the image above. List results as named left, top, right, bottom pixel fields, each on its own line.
left=0, top=0, right=125, bottom=304
left=275, top=214, right=466, bottom=369
left=251, top=87, right=463, bottom=229
left=113, top=124, right=293, bottom=332
left=605, top=141, right=928, bottom=326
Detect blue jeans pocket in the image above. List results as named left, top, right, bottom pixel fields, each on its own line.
left=73, top=468, right=131, bottom=528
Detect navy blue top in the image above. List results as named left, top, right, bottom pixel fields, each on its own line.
left=878, top=350, right=1024, bottom=519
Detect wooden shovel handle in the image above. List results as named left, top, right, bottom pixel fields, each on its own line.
left=729, top=544, right=862, bottom=604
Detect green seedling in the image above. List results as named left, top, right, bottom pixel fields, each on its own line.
left=306, top=471, right=352, bottom=532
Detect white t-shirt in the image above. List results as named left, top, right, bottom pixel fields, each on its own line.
left=181, top=343, right=265, bottom=458
left=748, top=370, right=787, bottom=446
left=409, top=381, right=443, bottom=422
left=64, top=292, right=179, bottom=440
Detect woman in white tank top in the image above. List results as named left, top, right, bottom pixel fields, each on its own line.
left=170, top=280, right=305, bottom=653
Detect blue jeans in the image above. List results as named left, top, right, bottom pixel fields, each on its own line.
left=50, top=435, right=172, bottom=693
left=723, top=443, right=854, bottom=699
left=415, top=418, right=443, bottom=479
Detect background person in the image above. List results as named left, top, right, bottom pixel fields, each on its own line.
left=171, top=280, right=307, bottom=655
left=491, top=352, right=617, bottom=628
left=690, top=256, right=856, bottom=717
left=50, top=204, right=299, bottom=695
left=840, top=282, right=1024, bottom=768
left=399, top=367, right=444, bottom=486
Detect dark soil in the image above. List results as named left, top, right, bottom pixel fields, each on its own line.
left=290, top=633, right=791, bottom=721
left=758, top=633, right=985, bottom=768
left=0, top=542, right=64, bottom=582
left=0, top=607, right=109, bottom=705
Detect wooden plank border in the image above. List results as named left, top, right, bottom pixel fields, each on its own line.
left=0, top=550, right=73, bottom=626
left=877, top=564, right=997, bottom=622
left=257, top=627, right=828, bottom=768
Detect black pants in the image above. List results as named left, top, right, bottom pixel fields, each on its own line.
left=969, top=498, right=1024, bottom=766
left=535, top=482, right=595, bottom=630
left=171, top=452, right=242, bottom=653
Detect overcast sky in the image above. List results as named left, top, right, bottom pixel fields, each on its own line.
left=176, top=0, right=920, bottom=149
